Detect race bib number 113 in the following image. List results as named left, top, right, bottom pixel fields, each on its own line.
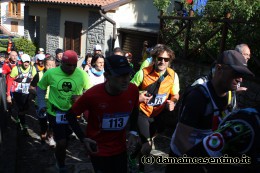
left=102, top=113, right=129, bottom=130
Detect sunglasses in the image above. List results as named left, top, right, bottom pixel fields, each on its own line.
left=23, top=61, right=30, bottom=63
left=157, top=57, right=170, bottom=62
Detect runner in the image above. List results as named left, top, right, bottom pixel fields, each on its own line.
left=66, top=55, right=141, bottom=173
left=37, top=50, right=92, bottom=172
left=7, top=54, right=37, bottom=133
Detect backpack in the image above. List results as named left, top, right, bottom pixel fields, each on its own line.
left=15, top=65, right=33, bottom=83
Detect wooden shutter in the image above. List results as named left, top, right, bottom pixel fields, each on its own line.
left=64, top=21, right=82, bottom=55
left=17, top=3, right=21, bottom=17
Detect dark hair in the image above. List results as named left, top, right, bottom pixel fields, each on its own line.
left=113, top=47, right=124, bottom=55
left=85, top=53, right=93, bottom=60
left=151, top=44, right=175, bottom=62
left=55, top=48, right=63, bottom=55
left=91, top=54, right=105, bottom=67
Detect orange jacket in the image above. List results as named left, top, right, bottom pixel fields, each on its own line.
left=139, top=66, right=175, bottom=117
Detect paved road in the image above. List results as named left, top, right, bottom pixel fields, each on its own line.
left=2, top=113, right=174, bottom=173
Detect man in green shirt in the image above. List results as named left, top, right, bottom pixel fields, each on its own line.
left=37, top=50, right=92, bottom=172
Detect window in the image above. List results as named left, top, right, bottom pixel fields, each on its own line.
left=64, top=21, right=82, bottom=55
left=11, top=21, right=18, bottom=32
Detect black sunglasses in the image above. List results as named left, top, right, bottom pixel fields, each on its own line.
left=157, top=57, right=170, bottom=62
left=23, top=61, right=30, bottom=63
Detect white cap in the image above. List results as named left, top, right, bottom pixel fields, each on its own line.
left=39, top=48, right=44, bottom=52
left=35, top=54, right=45, bottom=61
left=94, top=45, right=102, bottom=51
left=21, top=54, right=31, bottom=62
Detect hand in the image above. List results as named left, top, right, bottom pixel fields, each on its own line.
left=82, top=138, right=98, bottom=154
left=236, top=87, right=247, bottom=93
left=141, top=141, right=152, bottom=155
left=166, top=100, right=175, bottom=111
left=139, top=91, right=153, bottom=104
left=7, top=95, right=12, bottom=104
left=38, top=107, right=47, bottom=118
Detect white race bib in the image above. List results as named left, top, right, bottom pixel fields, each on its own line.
left=102, top=113, right=129, bottom=130
left=147, top=93, right=167, bottom=106
left=56, top=110, right=68, bottom=124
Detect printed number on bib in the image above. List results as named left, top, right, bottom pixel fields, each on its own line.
left=148, top=93, right=167, bottom=106
left=56, top=110, right=68, bottom=124
left=102, top=113, right=129, bottom=130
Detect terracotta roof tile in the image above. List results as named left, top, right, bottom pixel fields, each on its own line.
left=19, top=0, right=125, bottom=8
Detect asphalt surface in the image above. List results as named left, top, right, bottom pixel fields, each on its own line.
left=0, top=112, right=173, bottom=173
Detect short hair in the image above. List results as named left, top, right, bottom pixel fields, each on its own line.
left=235, top=44, right=249, bottom=54
left=43, top=56, right=55, bottom=65
left=55, top=48, right=63, bottom=55
left=151, top=44, right=175, bottom=62
left=91, top=54, right=105, bottom=67
left=113, top=47, right=124, bottom=56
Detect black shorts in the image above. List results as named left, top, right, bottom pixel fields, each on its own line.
left=47, top=113, right=72, bottom=141
left=90, top=151, right=127, bottom=173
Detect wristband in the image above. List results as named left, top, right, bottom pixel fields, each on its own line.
left=129, top=131, right=139, bottom=137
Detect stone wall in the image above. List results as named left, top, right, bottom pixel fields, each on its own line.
left=87, top=12, right=105, bottom=54
left=46, top=8, right=61, bottom=56
left=173, top=59, right=260, bottom=108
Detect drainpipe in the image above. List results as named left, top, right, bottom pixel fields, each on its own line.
left=99, top=10, right=116, bottom=52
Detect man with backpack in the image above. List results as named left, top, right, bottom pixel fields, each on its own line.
left=6, top=54, right=37, bottom=134
left=131, top=44, right=180, bottom=172
left=166, top=50, right=254, bottom=172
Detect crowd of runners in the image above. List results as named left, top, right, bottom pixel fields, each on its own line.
left=0, top=41, right=259, bottom=173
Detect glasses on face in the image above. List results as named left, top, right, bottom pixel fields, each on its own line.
left=157, top=57, right=170, bottom=62
left=23, top=61, right=30, bottom=63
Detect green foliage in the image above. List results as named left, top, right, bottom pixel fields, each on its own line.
left=14, top=38, right=36, bottom=57
left=160, top=0, right=260, bottom=76
left=153, top=0, right=171, bottom=13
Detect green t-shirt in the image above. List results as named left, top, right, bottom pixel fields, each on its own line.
left=37, top=66, right=92, bottom=116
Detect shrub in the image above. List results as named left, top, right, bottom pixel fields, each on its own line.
left=14, top=38, right=36, bottom=57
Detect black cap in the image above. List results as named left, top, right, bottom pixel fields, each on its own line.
left=217, top=50, right=254, bottom=77
left=105, top=55, right=133, bottom=76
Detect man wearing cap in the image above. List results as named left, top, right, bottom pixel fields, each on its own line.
left=34, top=53, right=45, bottom=72
left=93, top=44, right=102, bottom=56
left=65, top=55, right=140, bottom=173
left=37, top=50, right=92, bottom=172
left=166, top=50, right=255, bottom=173
left=6, top=54, right=37, bottom=133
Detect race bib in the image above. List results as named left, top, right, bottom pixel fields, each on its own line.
left=56, top=110, right=68, bottom=124
left=16, top=83, right=30, bottom=94
left=147, top=93, right=167, bottom=106
left=102, top=113, right=129, bottom=130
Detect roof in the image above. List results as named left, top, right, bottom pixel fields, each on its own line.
left=17, top=0, right=132, bottom=12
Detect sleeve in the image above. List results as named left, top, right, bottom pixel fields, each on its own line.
left=130, top=69, right=144, bottom=87
left=179, top=89, right=208, bottom=128
left=71, top=91, right=90, bottom=115
left=140, top=59, right=149, bottom=69
left=9, top=66, right=18, bottom=78
left=37, top=70, right=49, bottom=90
left=82, top=70, right=92, bottom=90
left=31, top=66, right=37, bottom=77
left=171, top=72, right=180, bottom=95
left=30, top=72, right=39, bottom=87
left=2, top=64, right=9, bottom=75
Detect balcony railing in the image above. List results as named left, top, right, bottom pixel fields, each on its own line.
left=6, top=12, right=24, bottom=20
